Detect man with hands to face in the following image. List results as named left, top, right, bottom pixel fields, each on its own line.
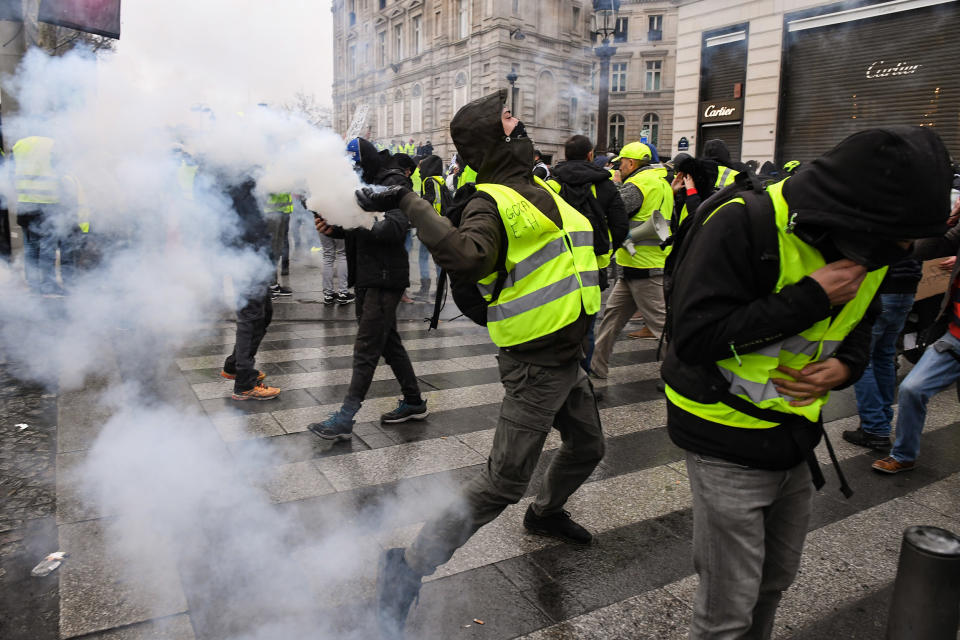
left=661, top=127, right=953, bottom=639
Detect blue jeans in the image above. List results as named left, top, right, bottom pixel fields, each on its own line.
left=891, top=330, right=960, bottom=463
left=854, top=293, right=915, bottom=436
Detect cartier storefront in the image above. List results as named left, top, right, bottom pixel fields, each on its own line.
left=777, top=0, right=960, bottom=163
left=677, top=0, right=959, bottom=167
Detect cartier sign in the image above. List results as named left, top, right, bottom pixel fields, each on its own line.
left=699, top=99, right=743, bottom=123
left=865, top=60, right=921, bottom=79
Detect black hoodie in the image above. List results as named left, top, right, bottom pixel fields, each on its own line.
left=551, top=159, right=629, bottom=260
left=662, top=126, right=953, bottom=470
left=398, top=91, right=591, bottom=365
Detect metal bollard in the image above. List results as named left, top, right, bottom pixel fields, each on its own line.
left=886, top=525, right=960, bottom=639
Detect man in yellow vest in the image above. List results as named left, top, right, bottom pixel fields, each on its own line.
left=12, top=136, right=66, bottom=295
left=662, top=127, right=952, bottom=638
left=589, top=141, right=673, bottom=378
left=702, top=138, right=741, bottom=188
left=356, top=91, right=605, bottom=638
left=264, top=192, right=294, bottom=298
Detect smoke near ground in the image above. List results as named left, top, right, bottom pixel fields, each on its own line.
left=0, top=1, right=458, bottom=637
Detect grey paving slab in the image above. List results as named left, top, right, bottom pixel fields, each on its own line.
left=56, top=450, right=110, bottom=525
left=314, top=436, right=486, bottom=492
left=59, top=518, right=188, bottom=638
left=517, top=588, right=690, bottom=640
left=77, top=614, right=196, bottom=640
left=906, top=470, right=960, bottom=519
left=209, top=412, right=286, bottom=442
left=248, top=460, right=337, bottom=503
left=57, top=389, right=114, bottom=453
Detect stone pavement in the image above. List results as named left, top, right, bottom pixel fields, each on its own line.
left=4, top=246, right=960, bottom=639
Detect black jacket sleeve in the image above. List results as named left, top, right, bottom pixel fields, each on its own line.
left=598, top=180, right=629, bottom=248
left=913, top=224, right=960, bottom=261
left=348, top=208, right=409, bottom=244
left=670, top=201, right=834, bottom=365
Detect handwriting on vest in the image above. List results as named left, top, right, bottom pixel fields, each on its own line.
left=505, top=200, right=540, bottom=239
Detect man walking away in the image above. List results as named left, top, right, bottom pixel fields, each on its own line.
left=306, top=138, right=427, bottom=440
left=264, top=192, right=293, bottom=299
left=357, top=91, right=605, bottom=638
left=873, top=194, right=960, bottom=473
left=221, top=174, right=282, bottom=401
left=549, top=134, right=628, bottom=372
left=590, top=141, right=673, bottom=378
left=414, top=154, right=450, bottom=299
left=843, top=257, right=921, bottom=450
left=662, top=126, right=952, bottom=638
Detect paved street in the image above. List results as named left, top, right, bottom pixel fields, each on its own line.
left=3, top=248, right=960, bottom=640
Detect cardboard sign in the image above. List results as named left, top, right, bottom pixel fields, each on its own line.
left=914, top=258, right=954, bottom=301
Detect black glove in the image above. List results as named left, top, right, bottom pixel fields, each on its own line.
left=355, top=185, right=411, bottom=212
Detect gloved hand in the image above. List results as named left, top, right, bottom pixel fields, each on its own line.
left=355, top=185, right=411, bottom=212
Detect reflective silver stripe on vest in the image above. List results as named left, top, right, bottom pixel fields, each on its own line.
left=780, top=335, right=842, bottom=359
left=720, top=368, right=782, bottom=403
left=718, top=167, right=733, bottom=186
left=488, top=269, right=599, bottom=322
left=720, top=337, right=844, bottom=404
left=478, top=231, right=596, bottom=297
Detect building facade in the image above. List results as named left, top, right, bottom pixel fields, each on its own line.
left=331, top=0, right=678, bottom=163
left=672, top=0, right=960, bottom=165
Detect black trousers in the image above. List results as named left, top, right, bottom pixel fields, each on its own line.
left=345, top=287, right=421, bottom=409
left=224, top=288, right=273, bottom=392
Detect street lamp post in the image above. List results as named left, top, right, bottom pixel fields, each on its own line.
left=506, top=70, right=518, bottom=113
left=591, top=0, right=620, bottom=154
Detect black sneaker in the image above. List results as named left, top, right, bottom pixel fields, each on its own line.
left=307, top=409, right=355, bottom=441
left=523, top=505, right=592, bottom=544
left=322, top=292, right=336, bottom=305
left=269, top=284, right=293, bottom=296
left=842, top=427, right=891, bottom=451
left=381, top=399, right=428, bottom=424
left=376, top=548, right=422, bottom=640
left=337, top=291, right=356, bottom=305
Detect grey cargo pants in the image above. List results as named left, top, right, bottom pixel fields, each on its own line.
left=404, top=350, right=606, bottom=576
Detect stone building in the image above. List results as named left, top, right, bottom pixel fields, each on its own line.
left=331, top=0, right=678, bottom=163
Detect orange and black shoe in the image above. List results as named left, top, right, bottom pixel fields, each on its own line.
left=221, top=370, right=266, bottom=382
left=231, top=383, right=281, bottom=401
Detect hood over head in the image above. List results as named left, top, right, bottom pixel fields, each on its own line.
left=552, top=159, right=614, bottom=186
left=450, top=89, right=534, bottom=185
left=419, top=154, right=444, bottom=178
left=785, top=126, right=952, bottom=269
left=702, top=139, right=732, bottom=165
left=355, top=137, right=381, bottom=184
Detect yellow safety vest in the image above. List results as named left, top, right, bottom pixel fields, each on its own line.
left=457, top=165, right=477, bottom=189
left=614, top=167, right=674, bottom=269
left=404, top=143, right=416, bottom=155
left=421, top=175, right=445, bottom=214
left=13, top=137, right=59, bottom=205
left=474, top=178, right=601, bottom=347
left=411, top=167, right=422, bottom=195
left=265, top=192, right=293, bottom=214
left=178, top=160, right=198, bottom=201
left=715, top=165, right=739, bottom=188
left=665, top=178, right=886, bottom=427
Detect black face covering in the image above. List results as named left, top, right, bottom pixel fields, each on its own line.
left=509, top=120, right=528, bottom=140
left=830, top=230, right=912, bottom=271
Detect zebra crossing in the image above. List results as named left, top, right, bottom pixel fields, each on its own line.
left=181, top=313, right=960, bottom=639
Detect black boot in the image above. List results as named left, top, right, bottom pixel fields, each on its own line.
left=842, top=426, right=891, bottom=450
left=377, top=548, right=423, bottom=639
left=523, top=505, right=592, bottom=544
left=416, top=277, right=431, bottom=300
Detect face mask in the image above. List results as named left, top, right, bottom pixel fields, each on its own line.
left=511, top=120, right=528, bottom=139
left=830, top=230, right=912, bottom=271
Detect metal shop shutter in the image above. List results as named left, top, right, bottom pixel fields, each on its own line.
left=699, top=123, right=742, bottom=162
left=700, top=40, right=747, bottom=102
left=779, top=2, right=960, bottom=163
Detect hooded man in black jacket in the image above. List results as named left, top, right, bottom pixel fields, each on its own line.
left=357, top=91, right=605, bottom=639
left=663, top=126, right=953, bottom=639
left=307, top=138, right=428, bottom=438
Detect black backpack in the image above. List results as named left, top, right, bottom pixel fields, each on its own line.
left=547, top=180, right=610, bottom=258
left=662, top=171, right=777, bottom=347
left=427, top=184, right=508, bottom=329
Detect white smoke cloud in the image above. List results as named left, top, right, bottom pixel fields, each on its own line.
left=0, top=2, right=457, bottom=637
